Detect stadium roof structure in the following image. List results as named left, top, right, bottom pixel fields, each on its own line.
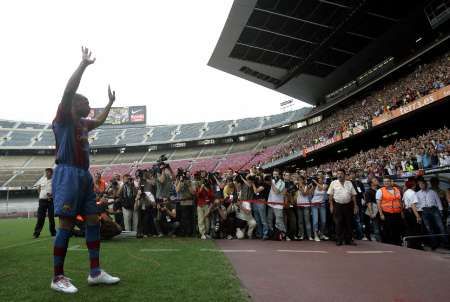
left=209, top=0, right=436, bottom=105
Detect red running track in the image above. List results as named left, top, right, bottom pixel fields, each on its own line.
left=215, top=240, right=450, bottom=302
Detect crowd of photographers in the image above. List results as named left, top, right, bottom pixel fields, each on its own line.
left=90, top=156, right=449, bottom=249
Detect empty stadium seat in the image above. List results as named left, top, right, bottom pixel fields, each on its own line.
left=202, top=120, right=231, bottom=138
left=231, top=117, right=261, bottom=134
left=148, top=126, right=177, bottom=143
left=173, top=123, right=204, bottom=141
left=0, top=120, right=17, bottom=129
left=2, top=131, right=36, bottom=147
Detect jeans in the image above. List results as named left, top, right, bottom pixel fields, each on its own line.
left=297, top=207, right=312, bottom=238
left=252, top=203, right=269, bottom=238
left=267, top=207, right=286, bottom=233
left=352, top=207, right=364, bottom=239
left=422, top=207, right=448, bottom=247
left=311, top=205, right=327, bottom=235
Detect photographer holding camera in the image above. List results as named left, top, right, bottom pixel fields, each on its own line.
left=134, top=186, right=156, bottom=238
left=249, top=174, right=270, bottom=240
left=118, top=174, right=138, bottom=231
left=207, top=199, right=228, bottom=239
left=284, top=172, right=299, bottom=241
left=223, top=177, right=239, bottom=239
left=196, top=173, right=214, bottom=239
left=267, top=169, right=287, bottom=239
left=175, top=168, right=196, bottom=236
left=234, top=174, right=257, bottom=239
left=156, top=199, right=180, bottom=237
left=296, top=175, right=313, bottom=240
left=310, top=174, right=329, bottom=241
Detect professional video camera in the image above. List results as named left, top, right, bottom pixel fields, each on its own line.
left=306, top=176, right=318, bottom=186
left=151, top=154, right=169, bottom=175
left=285, top=180, right=298, bottom=194
left=176, top=168, right=189, bottom=181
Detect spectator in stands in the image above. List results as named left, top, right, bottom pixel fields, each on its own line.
left=119, top=174, right=138, bottom=231
left=296, top=176, right=312, bottom=241
left=33, top=168, right=56, bottom=238
left=267, top=169, right=287, bottom=240
left=328, top=169, right=358, bottom=246
left=175, top=172, right=196, bottom=237
left=310, top=174, right=329, bottom=241
left=416, top=179, right=447, bottom=249
left=376, top=176, right=403, bottom=245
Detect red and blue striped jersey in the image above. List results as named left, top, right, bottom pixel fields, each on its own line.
left=52, top=103, right=96, bottom=170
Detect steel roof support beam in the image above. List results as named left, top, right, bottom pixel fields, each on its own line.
left=245, top=25, right=318, bottom=45
left=276, top=0, right=369, bottom=89
left=318, top=0, right=398, bottom=22
left=253, top=7, right=332, bottom=29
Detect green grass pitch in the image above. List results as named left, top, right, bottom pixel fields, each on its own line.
left=0, top=219, right=248, bottom=302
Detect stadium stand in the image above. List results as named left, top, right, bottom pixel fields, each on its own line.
left=27, top=156, right=54, bottom=168
left=6, top=169, right=43, bottom=188
left=0, top=170, right=14, bottom=187
left=2, top=131, right=35, bottom=147
left=148, top=125, right=177, bottom=143
left=0, top=120, right=16, bottom=129
left=170, top=148, right=202, bottom=160
left=33, top=131, right=55, bottom=147
left=16, top=122, right=47, bottom=130
left=118, top=127, right=149, bottom=145
left=92, top=128, right=123, bottom=146
left=115, top=152, right=146, bottom=164
left=173, top=123, right=204, bottom=141
left=0, top=155, right=30, bottom=168
left=231, top=117, right=261, bottom=134
left=202, top=120, right=232, bottom=138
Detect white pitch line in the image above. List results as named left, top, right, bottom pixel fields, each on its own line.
left=346, top=251, right=394, bottom=254
left=68, top=245, right=88, bottom=251
left=140, top=248, right=180, bottom=252
left=277, top=249, right=329, bottom=254
left=201, top=249, right=256, bottom=253
left=0, top=237, right=52, bottom=250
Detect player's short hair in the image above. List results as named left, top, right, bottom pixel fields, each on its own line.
left=73, top=93, right=88, bottom=105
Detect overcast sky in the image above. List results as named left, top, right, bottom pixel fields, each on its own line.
left=0, top=0, right=309, bottom=126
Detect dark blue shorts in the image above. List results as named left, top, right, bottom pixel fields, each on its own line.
left=52, top=164, right=98, bottom=217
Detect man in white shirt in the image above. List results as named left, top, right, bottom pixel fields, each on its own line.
left=267, top=169, right=287, bottom=239
left=33, top=168, right=56, bottom=238
left=416, top=179, right=447, bottom=249
left=328, top=169, right=358, bottom=246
